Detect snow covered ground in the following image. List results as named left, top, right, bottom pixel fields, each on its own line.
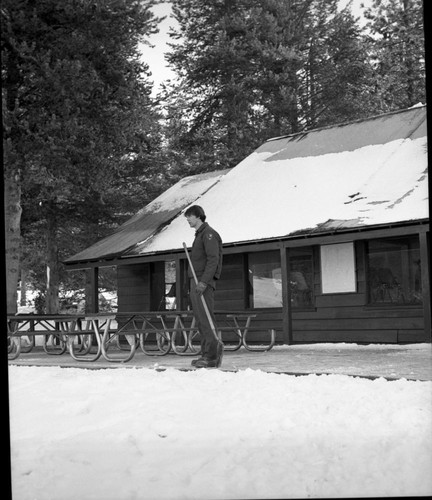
left=8, top=364, right=432, bottom=500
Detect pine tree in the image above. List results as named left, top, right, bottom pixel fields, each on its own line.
left=162, top=0, right=383, bottom=177
left=2, top=0, right=163, bottom=312
left=164, top=0, right=265, bottom=171
left=362, top=0, right=425, bottom=111
left=298, top=1, right=379, bottom=128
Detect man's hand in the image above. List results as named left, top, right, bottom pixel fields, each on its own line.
left=195, top=281, right=207, bottom=295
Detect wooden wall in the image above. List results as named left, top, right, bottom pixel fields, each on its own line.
left=116, top=228, right=429, bottom=344
left=291, top=241, right=426, bottom=344
left=117, top=262, right=165, bottom=312
left=214, top=253, right=245, bottom=310
left=117, top=263, right=151, bottom=312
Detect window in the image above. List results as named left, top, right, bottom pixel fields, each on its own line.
left=290, top=248, right=314, bottom=308
left=248, top=251, right=282, bottom=308
left=163, top=261, right=176, bottom=310
left=367, top=236, right=422, bottom=305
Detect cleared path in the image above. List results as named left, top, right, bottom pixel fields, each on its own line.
left=8, top=343, right=432, bottom=381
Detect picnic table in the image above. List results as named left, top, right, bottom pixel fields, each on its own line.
left=7, top=311, right=275, bottom=363
left=7, top=314, right=109, bottom=362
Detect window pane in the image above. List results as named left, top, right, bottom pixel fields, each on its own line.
left=164, top=261, right=176, bottom=310
left=248, top=251, right=282, bottom=308
left=290, top=248, right=314, bottom=308
left=367, top=236, right=422, bottom=305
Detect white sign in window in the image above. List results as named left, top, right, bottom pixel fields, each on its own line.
left=320, top=242, right=356, bottom=294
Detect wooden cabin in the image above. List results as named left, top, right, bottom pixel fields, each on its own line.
left=65, top=105, right=430, bottom=344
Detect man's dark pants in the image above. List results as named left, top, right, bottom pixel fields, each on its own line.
left=189, top=279, right=219, bottom=360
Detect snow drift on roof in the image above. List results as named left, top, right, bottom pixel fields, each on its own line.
left=129, top=106, right=427, bottom=255
left=65, top=170, right=228, bottom=263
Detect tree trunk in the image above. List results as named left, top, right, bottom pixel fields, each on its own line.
left=20, top=268, right=27, bottom=306
left=4, top=167, right=22, bottom=314
left=45, top=209, right=60, bottom=313
left=289, top=71, right=300, bottom=134
left=4, top=47, right=22, bottom=315
left=401, top=0, right=416, bottom=106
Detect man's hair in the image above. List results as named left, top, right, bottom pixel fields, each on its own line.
left=184, top=205, right=206, bottom=222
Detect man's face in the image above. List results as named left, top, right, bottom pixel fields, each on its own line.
left=186, top=214, right=200, bottom=229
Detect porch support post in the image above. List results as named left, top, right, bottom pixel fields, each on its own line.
left=176, top=256, right=185, bottom=310
left=419, top=232, right=431, bottom=341
left=280, top=245, right=292, bottom=344
left=86, top=267, right=99, bottom=314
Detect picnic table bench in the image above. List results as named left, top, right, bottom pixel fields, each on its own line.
left=7, top=311, right=276, bottom=363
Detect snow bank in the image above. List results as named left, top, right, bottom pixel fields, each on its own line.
left=8, top=365, right=432, bottom=500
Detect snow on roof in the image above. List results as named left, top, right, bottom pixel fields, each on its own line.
left=65, top=170, right=228, bottom=263
left=128, top=106, right=428, bottom=255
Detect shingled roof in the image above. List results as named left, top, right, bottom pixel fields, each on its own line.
left=66, top=105, right=428, bottom=265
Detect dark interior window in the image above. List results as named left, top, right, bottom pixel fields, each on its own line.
left=290, top=248, right=314, bottom=308
left=367, top=236, right=422, bottom=305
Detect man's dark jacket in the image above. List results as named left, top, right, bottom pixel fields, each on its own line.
left=188, top=222, right=222, bottom=288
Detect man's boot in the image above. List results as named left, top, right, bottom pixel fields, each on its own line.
left=191, top=357, right=205, bottom=367
left=195, top=358, right=218, bottom=368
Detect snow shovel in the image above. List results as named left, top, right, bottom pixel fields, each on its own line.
left=182, top=242, right=224, bottom=366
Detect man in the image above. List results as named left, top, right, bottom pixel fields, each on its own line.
left=184, top=205, right=223, bottom=368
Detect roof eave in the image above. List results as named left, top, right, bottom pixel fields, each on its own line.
left=64, top=218, right=429, bottom=268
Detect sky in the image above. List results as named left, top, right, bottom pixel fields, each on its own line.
left=142, top=0, right=372, bottom=96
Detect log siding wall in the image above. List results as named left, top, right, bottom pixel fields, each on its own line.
left=117, top=263, right=152, bottom=312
